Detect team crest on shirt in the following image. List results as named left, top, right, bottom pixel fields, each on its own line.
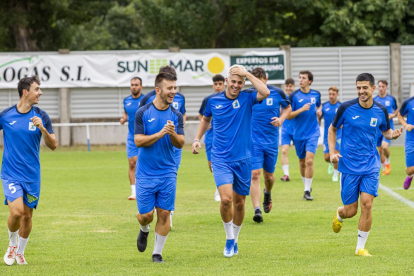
left=232, top=100, right=240, bottom=109
left=173, top=102, right=179, bottom=109
left=311, top=97, right=316, bottom=104
left=370, top=117, right=378, bottom=127
left=266, top=98, right=273, bottom=106
left=28, top=122, right=36, bottom=131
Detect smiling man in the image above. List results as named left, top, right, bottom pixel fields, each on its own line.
left=1, top=76, right=57, bottom=266
left=192, top=65, right=270, bottom=258
left=329, top=73, right=402, bottom=257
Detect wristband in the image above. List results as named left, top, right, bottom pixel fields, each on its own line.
left=193, top=139, right=200, bottom=143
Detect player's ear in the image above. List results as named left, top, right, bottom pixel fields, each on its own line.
left=155, top=87, right=161, bottom=94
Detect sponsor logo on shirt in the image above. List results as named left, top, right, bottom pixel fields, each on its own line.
left=28, top=122, right=36, bottom=131
left=214, top=105, right=223, bottom=109
left=311, top=97, right=316, bottom=104
left=232, top=100, right=240, bottom=109
left=370, top=117, right=378, bottom=127
left=173, top=102, right=179, bottom=109
left=9, top=121, right=16, bottom=125
left=298, top=99, right=304, bottom=103
left=325, top=108, right=330, bottom=111
left=148, top=118, right=155, bottom=122
left=126, top=103, right=132, bottom=106
left=352, top=116, right=360, bottom=120
left=266, top=98, right=273, bottom=106
left=385, top=101, right=390, bottom=106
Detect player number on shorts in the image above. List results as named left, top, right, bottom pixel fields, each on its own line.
left=8, top=183, right=16, bottom=194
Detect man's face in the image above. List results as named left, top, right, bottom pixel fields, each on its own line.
left=329, top=89, right=338, bottom=103
left=27, top=82, right=42, bottom=105
left=213, top=81, right=225, bottom=93
left=285, top=84, right=295, bottom=95
left=356, top=81, right=375, bottom=103
left=130, top=79, right=142, bottom=96
left=299, top=74, right=311, bottom=89
left=226, top=74, right=245, bottom=97
left=378, top=81, right=387, bottom=96
left=157, top=79, right=177, bottom=105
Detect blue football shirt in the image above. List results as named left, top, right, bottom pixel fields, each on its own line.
left=124, top=94, right=144, bottom=139
left=332, top=98, right=390, bottom=174
left=251, top=85, right=290, bottom=149
left=281, top=116, right=295, bottom=136
left=321, top=101, right=342, bottom=142
left=373, top=94, right=397, bottom=129
left=203, top=90, right=261, bottom=163
left=0, top=105, right=54, bottom=182
left=199, top=93, right=221, bottom=145
left=400, top=97, right=414, bottom=149
left=134, top=103, right=184, bottom=178
left=289, top=89, right=321, bottom=140
left=139, top=90, right=186, bottom=115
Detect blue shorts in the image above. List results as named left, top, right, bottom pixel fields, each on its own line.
left=136, top=177, right=176, bottom=214
left=1, top=178, right=40, bottom=209
left=340, top=172, right=379, bottom=205
left=294, top=136, right=319, bottom=159
left=281, top=132, right=294, bottom=146
left=174, top=149, right=182, bottom=170
left=212, top=158, right=251, bottom=196
left=323, top=138, right=341, bottom=154
left=405, top=144, right=414, bottom=167
left=205, top=142, right=212, bottom=162
left=251, top=144, right=278, bottom=173
left=126, top=137, right=138, bottom=158
left=376, top=133, right=391, bottom=147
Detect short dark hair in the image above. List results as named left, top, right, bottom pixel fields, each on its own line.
left=356, top=73, right=375, bottom=86
left=251, top=67, right=267, bottom=80
left=299, top=70, right=313, bottom=84
left=378, top=79, right=388, bottom=86
left=155, top=72, right=177, bottom=88
left=18, top=76, right=40, bottom=98
left=159, top=65, right=177, bottom=77
left=212, top=74, right=225, bottom=83
left=285, top=78, right=295, bottom=85
left=131, top=77, right=142, bottom=86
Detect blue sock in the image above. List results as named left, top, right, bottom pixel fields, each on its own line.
left=254, top=207, right=261, bottom=212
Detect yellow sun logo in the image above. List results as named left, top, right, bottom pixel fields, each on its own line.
left=207, top=57, right=225, bottom=74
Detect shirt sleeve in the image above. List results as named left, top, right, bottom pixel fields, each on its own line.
left=139, top=95, right=148, bottom=108
left=180, top=96, right=186, bottom=115
left=199, top=98, right=207, bottom=115
left=316, top=92, right=322, bottom=107
left=250, top=90, right=260, bottom=105
left=176, top=112, right=184, bottom=135
left=279, top=92, right=290, bottom=109
left=289, top=94, right=296, bottom=111
left=204, top=99, right=212, bottom=118
left=400, top=99, right=409, bottom=116
left=332, top=104, right=346, bottom=129
left=392, top=97, right=398, bottom=111
left=134, top=109, right=145, bottom=135
left=40, top=110, right=54, bottom=134
left=380, top=109, right=391, bottom=132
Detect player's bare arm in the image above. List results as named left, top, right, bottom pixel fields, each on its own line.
left=287, top=103, right=311, bottom=119
left=31, top=116, right=57, bottom=150
left=192, top=116, right=212, bottom=154
left=382, top=126, right=403, bottom=140
left=328, top=125, right=341, bottom=163
left=271, top=105, right=292, bottom=127
left=120, top=111, right=128, bottom=125
left=134, top=127, right=168, bottom=148
left=165, top=120, right=184, bottom=149
left=398, top=112, right=414, bottom=131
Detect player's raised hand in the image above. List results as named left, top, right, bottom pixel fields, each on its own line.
left=392, top=127, right=403, bottom=139
left=330, top=153, right=342, bottom=163
left=316, top=109, right=322, bottom=118
left=192, top=139, right=201, bottom=154
left=165, top=120, right=175, bottom=135
left=270, top=117, right=282, bottom=127
left=30, top=116, right=44, bottom=130
left=301, top=103, right=311, bottom=112
left=229, top=66, right=247, bottom=78
left=405, top=124, right=414, bottom=132
left=120, top=117, right=126, bottom=125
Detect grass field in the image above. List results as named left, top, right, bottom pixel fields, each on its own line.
left=0, top=145, right=413, bottom=275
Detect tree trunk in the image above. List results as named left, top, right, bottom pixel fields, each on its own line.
left=13, top=24, right=38, bottom=51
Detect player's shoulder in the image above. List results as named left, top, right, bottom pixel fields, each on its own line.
left=0, top=105, right=16, bottom=119
left=205, top=91, right=224, bottom=102
left=267, top=84, right=286, bottom=96
left=289, top=89, right=301, bottom=100
left=241, top=87, right=256, bottom=94
left=123, top=95, right=133, bottom=102
left=388, top=94, right=397, bottom=102
left=373, top=95, right=380, bottom=101
left=401, top=96, right=414, bottom=108
left=310, top=89, right=321, bottom=97
left=339, top=98, right=359, bottom=111
left=169, top=105, right=183, bottom=119
left=142, top=90, right=155, bottom=100
left=137, top=102, right=153, bottom=116
left=373, top=101, right=388, bottom=115
left=322, top=101, right=330, bottom=107
left=175, top=92, right=185, bottom=99
left=33, top=106, right=50, bottom=119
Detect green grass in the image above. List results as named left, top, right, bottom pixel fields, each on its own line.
left=0, top=146, right=413, bottom=275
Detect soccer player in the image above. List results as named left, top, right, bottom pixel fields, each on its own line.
left=398, top=97, right=414, bottom=190
left=287, top=70, right=321, bottom=200
left=120, top=77, right=145, bottom=200
left=139, top=65, right=186, bottom=227
left=1, top=76, right=57, bottom=265
left=198, top=74, right=225, bottom=202
left=280, top=78, right=296, bottom=181
left=134, top=72, right=184, bottom=263
left=249, top=67, right=291, bottom=223
left=317, top=86, right=341, bottom=182
left=330, top=73, right=402, bottom=257
left=192, top=65, right=270, bottom=258
left=373, top=80, right=398, bottom=175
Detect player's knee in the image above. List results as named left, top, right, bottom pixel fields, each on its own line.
left=360, top=201, right=372, bottom=214
left=156, top=210, right=170, bottom=224
left=139, top=212, right=154, bottom=224
left=128, top=160, right=137, bottom=170
left=281, top=147, right=288, bottom=155
left=305, top=158, right=314, bottom=167
left=10, top=209, right=24, bottom=220
left=264, top=173, right=274, bottom=183
left=233, top=200, right=245, bottom=212
left=406, top=167, right=414, bottom=175
left=220, top=197, right=232, bottom=209
left=252, top=170, right=261, bottom=181
left=344, top=207, right=357, bottom=218
left=21, top=212, right=32, bottom=223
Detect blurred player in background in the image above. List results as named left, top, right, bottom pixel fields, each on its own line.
left=249, top=67, right=291, bottom=223
left=1, top=76, right=57, bottom=265
left=280, top=78, right=295, bottom=181
left=288, top=71, right=321, bottom=201
left=330, top=73, right=402, bottom=257
left=192, top=65, right=270, bottom=258
left=198, top=74, right=225, bottom=201
left=398, top=96, right=414, bottom=189
left=134, top=72, right=184, bottom=263
left=120, top=77, right=145, bottom=200
left=317, top=86, right=341, bottom=182
left=373, top=80, right=398, bottom=175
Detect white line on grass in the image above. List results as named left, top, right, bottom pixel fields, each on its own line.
left=379, top=183, right=414, bottom=209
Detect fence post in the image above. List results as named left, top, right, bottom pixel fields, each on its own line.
left=59, top=88, right=71, bottom=146
left=390, top=43, right=402, bottom=106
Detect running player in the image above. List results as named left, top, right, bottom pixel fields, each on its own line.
left=373, top=80, right=398, bottom=175
left=288, top=70, right=321, bottom=200
left=120, top=77, right=145, bottom=200
left=192, top=65, right=270, bottom=258
left=1, top=76, right=57, bottom=265
left=134, top=72, right=184, bottom=263
left=280, top=78, right=295, bottom=181
left=330, top=73, right=402, bottom=257
left=198, top=74, right=225, bottom=202
left=398, top=96, right=414, bottom=189
left=249, top=67, right=291, bottom=223
left=317, top=86, right=341, bottom=182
